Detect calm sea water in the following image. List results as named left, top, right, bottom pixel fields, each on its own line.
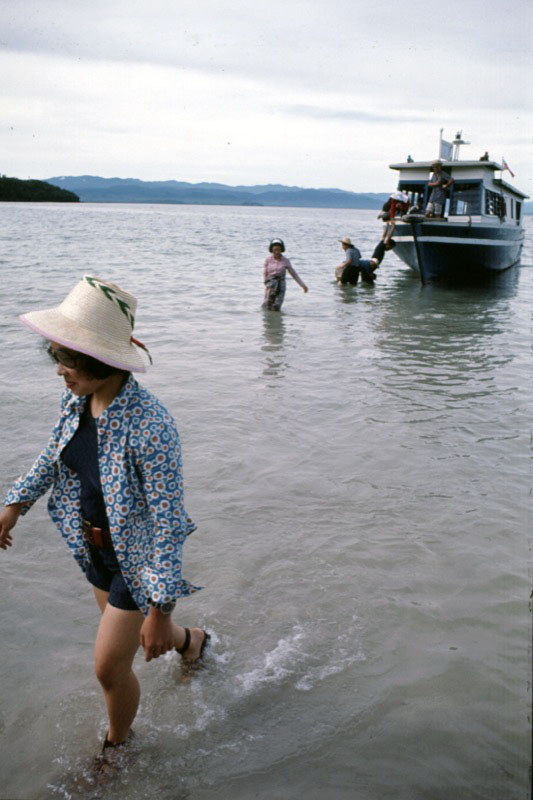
left=0, top=203, right=531, bottom=800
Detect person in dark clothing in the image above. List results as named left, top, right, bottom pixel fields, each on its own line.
left=335, top=237, right=362, bottom=285
left=358, top=239, right=397, bottom=282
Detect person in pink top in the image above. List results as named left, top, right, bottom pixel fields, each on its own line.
left=262, top=238, right=308, bottom=311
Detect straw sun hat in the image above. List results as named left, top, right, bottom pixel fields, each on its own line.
left=339, top=237, right=353, bottom=246
left=19, top=275, right=150, bottom=372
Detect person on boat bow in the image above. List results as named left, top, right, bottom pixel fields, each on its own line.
left=379, top=191, right=410, bottom=244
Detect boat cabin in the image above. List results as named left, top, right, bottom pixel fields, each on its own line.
left=388, top=160, right=528, bottom=225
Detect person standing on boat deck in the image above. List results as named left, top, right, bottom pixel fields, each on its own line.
left=425, top=161, right=454, bottom=218
left=263, top=238, right=308, bottom=310
left=335, top=237, right=362, bottom=285
left=0, top=276, right=209, bottom=769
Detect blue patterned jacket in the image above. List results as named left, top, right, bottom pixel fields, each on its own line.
left=4, top=376, right=199, bottom=614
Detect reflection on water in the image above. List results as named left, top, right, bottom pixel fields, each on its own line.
left=334, top=279, right=377, bottom=305
left=371, top=266, right=519, bottom=386
left=335, top=282, right=358, bottom=304
left=261, top=309, right=286, bottom=380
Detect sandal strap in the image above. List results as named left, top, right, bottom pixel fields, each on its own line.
left=100, top=729, right=134, bottom=753
left=176, top=627, right=191, bottom=656
left=103, top=736, right=126, bottom=750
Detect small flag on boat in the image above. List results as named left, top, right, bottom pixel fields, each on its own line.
left=439, top=139, right=453, bottom=160
left=502, top=158, right=515, bottom=178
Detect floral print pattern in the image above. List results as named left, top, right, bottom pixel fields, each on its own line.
left=4, top=376, right=200, bottom=614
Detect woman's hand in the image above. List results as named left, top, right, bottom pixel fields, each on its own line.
left=0, top=504, right=23, bottom=551
left=140, top=607, right=175, bottom=662
left=303, top=286, right=309, bottom=293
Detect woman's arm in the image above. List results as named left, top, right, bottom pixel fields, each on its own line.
left=0, top=417, right=64, bottom=550
left=286, top=261, right=308, bottom=292
left=140, top=606, right=175, bottom=662
left=0, top=503, right=24, bottom=550
left=3, top=401, right=69, bottom=515
left=134, top=413, right=198, bottom=607
left=134, top=412, right=199, bottom=658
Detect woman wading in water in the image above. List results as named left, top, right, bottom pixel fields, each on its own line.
left=0, top=275, right=208, bottom=769
left=262, top=238, right=308, bottom=310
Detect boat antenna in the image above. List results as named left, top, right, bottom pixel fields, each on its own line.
left=452, top=131, right=470, bottom=161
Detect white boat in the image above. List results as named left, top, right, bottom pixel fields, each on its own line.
left=388, top=132, right=528, bottom=283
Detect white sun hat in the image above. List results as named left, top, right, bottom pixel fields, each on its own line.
left=19, top=275, right=151, bottom=372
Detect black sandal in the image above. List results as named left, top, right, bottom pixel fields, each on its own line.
left=102, top=729, right=135, bottom=751
left=176, top=628, right=210, bottom=661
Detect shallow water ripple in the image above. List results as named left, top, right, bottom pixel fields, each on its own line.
left=0, top=204, right=531, bottom=799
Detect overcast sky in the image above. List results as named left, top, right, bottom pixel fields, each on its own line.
left=1, top=0, right=531, bottom=193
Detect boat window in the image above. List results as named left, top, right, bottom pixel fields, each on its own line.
left=485, top=189, right=506, bottom=217
left=449, top=182, right=481, bottom=215
left=516, top=201, right=522, bottom=222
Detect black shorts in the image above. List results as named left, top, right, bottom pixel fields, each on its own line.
left=340, top=264, right=361, bottom=285
left=85, top=543, right=139, bottom=611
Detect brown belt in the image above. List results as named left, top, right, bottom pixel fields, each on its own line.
left=82, top=520, right=114, bottom=549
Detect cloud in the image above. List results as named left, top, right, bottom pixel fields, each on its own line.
left=2, top=0, right=531, bottom=84
left=284, top=106, right=429, bottom=124
left=0, top=0, right=531, bottom=190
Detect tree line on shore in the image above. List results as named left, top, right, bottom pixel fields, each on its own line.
left=0, top=175, right=79, bottom=202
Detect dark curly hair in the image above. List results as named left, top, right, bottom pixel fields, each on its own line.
left=74, top=353, right=129, bottom=380
left=45, top=342, right=129, bottom=380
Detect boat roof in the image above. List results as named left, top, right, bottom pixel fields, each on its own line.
left=389, top=160, right=528, bottom=198
left=493, top=178, right=529, bottom=198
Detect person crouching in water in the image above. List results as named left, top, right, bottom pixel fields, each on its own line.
left=358, top=238, right=397, bottom=283
left=0, top=275, right=209, bottom=771
left=335, top=237, right=362, bottom=285
left=263, top=238, right=308, bottom=310
left=336, top=237, right=397, bottom=285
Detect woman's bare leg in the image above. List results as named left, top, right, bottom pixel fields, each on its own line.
left=94, top=603, right=144, bottom=744
left=93, top=586, right=110, bottom=614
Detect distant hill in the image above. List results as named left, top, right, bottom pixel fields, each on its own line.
left=45, top=175, right=389, bottom=209
left=0, top=175, right=79, bottom=202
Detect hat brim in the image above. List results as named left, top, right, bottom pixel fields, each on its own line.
left=20, top=309, right=147, bottom=372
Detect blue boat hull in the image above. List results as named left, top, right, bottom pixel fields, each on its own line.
left=393, top=220, right=524, bottom=283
